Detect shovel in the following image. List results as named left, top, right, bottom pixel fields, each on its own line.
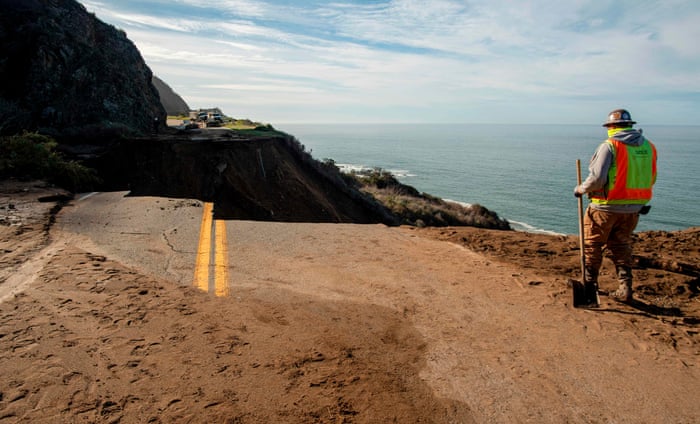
left=572, top=159, right=600, bottom=308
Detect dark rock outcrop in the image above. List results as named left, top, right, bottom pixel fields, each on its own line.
left=153, top=76, right=190, bottom=116
left=0, top=0, right=165, bottom=138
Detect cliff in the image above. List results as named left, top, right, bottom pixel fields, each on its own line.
left=152, top=76, right=190, bottom=116
left=0, top=0, right=165, bottom=138
left=87, top=130, right=399, bottom=225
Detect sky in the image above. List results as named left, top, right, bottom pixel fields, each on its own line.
left=78, top=0, right=700, bottom=125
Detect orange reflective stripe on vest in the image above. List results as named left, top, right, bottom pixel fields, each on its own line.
left=591, top=138, right=656, bottom=205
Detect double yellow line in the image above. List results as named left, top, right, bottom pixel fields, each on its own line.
left=193, top=202, right=230, bottom=296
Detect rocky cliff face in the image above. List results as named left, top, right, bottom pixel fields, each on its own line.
left=0, top=0, right=165, bottom=138
left=152, top=76, right=190, bottom=116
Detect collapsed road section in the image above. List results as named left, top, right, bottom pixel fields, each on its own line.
left=83, top=131, right=396, bottom=225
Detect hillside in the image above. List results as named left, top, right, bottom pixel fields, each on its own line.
left=152, top=76, right=190, bottom=116
left=0, top=0, right=165, bottom=138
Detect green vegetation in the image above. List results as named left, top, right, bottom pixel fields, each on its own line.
left=231, top=124, right=287, bottom=138
left=168, top=114, right=274, bottom=132
left=350, top=168, right=511, bottom=229
left=0, top=132, right=100, bottom=191
left=224, top=119, right=263, bottom=130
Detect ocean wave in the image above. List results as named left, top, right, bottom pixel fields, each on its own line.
left=443, top=198, right=472, bottom=208
left=509, top=220, right=566, bottom=236
left=446, top=199, right=564, bottom=235
left=387, top=169, right=416, bottom=178
left=336, top=163, right=374, bottom=174
left=336, top=163, right=416, bottom=178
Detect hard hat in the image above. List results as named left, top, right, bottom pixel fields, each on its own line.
left=602, top=109, right=636, bottom=127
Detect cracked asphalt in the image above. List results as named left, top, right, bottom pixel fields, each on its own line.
left=57, top=192, right=205, bottom=286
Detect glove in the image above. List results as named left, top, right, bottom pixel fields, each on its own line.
left=574, top=187, right=583, bottom=198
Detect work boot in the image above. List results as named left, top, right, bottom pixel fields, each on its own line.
left=583, top=267, right=599, bottom=306
left=616, top=265, right=633, bottom=284
left=612, top=283, right=633, bottom=302
left=613, top=266, right=633, bottom=302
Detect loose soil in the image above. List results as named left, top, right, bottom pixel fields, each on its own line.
left=1, top=181, right=698, bottom=423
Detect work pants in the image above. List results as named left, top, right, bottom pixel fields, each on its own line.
left=583, top=207, right=639, bottom=276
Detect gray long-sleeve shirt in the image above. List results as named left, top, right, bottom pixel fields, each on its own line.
left=578, top=128, right=648, bottom=213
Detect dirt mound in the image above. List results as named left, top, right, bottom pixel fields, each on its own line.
left=417, top=225, right=700, bottom=343
left=0, top=245, right=471, bottom=422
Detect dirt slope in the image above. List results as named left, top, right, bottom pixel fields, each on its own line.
left=0, top=182, right=698, bottom=423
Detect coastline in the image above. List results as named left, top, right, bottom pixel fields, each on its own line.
left=278, top=123, right=700, bottom=235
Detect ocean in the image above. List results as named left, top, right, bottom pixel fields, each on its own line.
left=278, top=123, right=699, bottom=235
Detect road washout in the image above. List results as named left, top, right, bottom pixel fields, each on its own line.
left=0, top=181, right=698, bottom=423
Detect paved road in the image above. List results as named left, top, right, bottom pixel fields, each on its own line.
left=52, top=191, right=700, bottom=423
left=57, top=192, right=207, bottom=288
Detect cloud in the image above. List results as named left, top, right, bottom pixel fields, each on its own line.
left=110, top=12, right=207, bottom=32
left=78, top=0, right=700, bottom=124
left=177, top=0, right=269, bottom=17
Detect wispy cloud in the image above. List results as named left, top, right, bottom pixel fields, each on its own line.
left=79, top=0, right=700, bottom=124
left=178, top=0, right=270, bottom=17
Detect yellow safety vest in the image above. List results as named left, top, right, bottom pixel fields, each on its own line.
left=590, top=138, right=657, bottom=205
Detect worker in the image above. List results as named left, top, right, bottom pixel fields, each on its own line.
left=574, top=109, right=657, bottom=303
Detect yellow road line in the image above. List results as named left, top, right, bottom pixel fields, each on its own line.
left=193, top=202, right=213, bottom=292
left=214, top=219, right=230, bottom=297
left=193, top=202, right=230, bottom=296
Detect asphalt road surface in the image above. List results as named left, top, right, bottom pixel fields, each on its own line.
left=48, top=190, right=700, bottom=423
left=58, top=192, right=206, bottom=288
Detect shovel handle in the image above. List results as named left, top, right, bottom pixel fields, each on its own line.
left=576, top=160, right=586, bottom=283
left=576, top=159, right=582, bottom=186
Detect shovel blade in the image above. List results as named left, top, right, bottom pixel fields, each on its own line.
left=571, top=279, right=599, bottom=308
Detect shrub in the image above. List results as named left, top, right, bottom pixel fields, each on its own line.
left=352, top=170, right=511, bottom=230
left=254, top=124, right=275, bottom=131
left=358, top=168, right=420, bottom=196
left=0, top=132, right=100, bottom=191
